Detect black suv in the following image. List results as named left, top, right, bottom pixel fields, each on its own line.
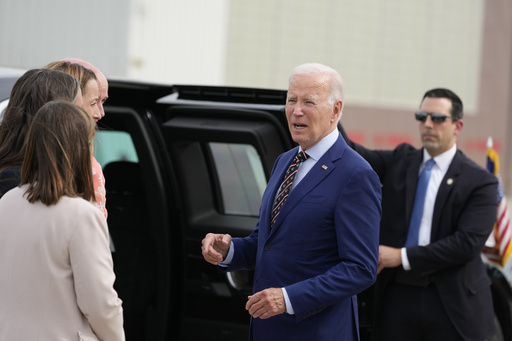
left=1, top=75, right=511, bottom=340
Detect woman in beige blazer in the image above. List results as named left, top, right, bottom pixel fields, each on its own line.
left=0, top=100, right=124, bottom=340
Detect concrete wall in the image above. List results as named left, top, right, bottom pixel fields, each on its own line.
left=0, top=0, right=129, bottom=76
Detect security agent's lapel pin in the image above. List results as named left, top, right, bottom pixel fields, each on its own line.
left=447, top=178, right=454, bottom=185
left=322, top=165, right=328, bottom=170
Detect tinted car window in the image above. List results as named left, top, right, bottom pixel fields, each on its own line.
left=210, top=142, right=266, bottom=216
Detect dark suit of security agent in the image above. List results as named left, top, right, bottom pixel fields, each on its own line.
left=344, top=88, right=498, bottom=341
left=202, top=63, right=382, bottom=341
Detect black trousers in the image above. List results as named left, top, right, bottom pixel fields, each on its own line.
left=379, top=283, right=464, bottom=341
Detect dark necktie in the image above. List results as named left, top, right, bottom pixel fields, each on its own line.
left=270, top=151, right=309, bottom=228
left=405, top=158, right=435, bottom=247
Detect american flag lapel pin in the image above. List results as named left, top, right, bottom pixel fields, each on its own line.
left=322, top=165, right=328, bottom=170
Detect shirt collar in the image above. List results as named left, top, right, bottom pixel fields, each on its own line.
left=299, top=128, right=338, bottom=161
left=423, top=143, right=457, bottom=172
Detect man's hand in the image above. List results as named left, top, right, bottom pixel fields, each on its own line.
left=377, top=245, right=402, bottom=274
left=201, top=233, right=232, bottom=265
left=246, top=288, right=286, bottom=319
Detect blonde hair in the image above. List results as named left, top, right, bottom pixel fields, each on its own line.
left=45, top=61, right=97, bottom=95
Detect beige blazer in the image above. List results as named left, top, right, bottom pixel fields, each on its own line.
left=0, top=185, right=124, bottom=341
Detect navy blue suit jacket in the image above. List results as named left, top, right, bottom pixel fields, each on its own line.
left=226, top=133, right=382, bottom=341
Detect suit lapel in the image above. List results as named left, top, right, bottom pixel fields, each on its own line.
left=431, top=151, right=461, bottom=239
left=269, top=135, right=344, bottom=235
left=263, top=149, right=297, bottom=234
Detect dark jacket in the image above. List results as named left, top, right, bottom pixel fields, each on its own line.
left=349, top=141, right=498, bottom=341
left=0, top=166, right=20, bottom=198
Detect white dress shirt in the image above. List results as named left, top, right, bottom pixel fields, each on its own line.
left=401, top=144, right=457, bottom=270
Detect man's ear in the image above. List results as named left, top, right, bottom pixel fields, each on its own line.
left=332, top=100, right=343, bottom=122
left=453, top=119, right=464, bottom=137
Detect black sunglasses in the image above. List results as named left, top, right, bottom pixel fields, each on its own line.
left=415, top=112, right=453, bottom=123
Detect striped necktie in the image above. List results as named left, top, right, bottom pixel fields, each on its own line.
left=270, top=151, right=309, bottom=228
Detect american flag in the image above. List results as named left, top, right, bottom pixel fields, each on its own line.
left=483, top=137, right=512, bottom=267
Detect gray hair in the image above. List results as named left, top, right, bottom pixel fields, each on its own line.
left=289, top=63, right=345, bottom=107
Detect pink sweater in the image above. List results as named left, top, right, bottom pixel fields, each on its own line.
left=91, top=157, right=107, bottom=219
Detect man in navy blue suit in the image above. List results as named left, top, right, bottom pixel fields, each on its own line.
left=344, top=88, right=498, bottom=340
left=202, top=63, right=382, bottom=341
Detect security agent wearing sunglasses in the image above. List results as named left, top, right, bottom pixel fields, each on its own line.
left=415, top=111, right=454, bottom=123
left=342, top=88, right=498, bottom=340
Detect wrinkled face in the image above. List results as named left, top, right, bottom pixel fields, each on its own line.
left=82, top=79, right=101, bottom=122
left=419, top=97, right=463, bottom=157
left=96, top=74, right=108, bottom=118
left=285, top=74, right=341, bottom=151
left=74, top=89, right=84, bottom=107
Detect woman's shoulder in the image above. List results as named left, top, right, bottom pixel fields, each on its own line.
left=57, top=197, right=106, bottom=229
left=60, top=195, right=100, bottom=212
left=49, top=196, right=98, bottom=221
